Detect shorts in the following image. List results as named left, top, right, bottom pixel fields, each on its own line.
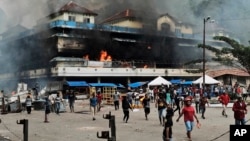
left=185, top=121, right=194, bottom=132
left=144, top=107, right=150, bottom=114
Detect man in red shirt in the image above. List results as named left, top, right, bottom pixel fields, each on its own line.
left=96, top=91, right=102, bottom=112
left=232, top=95, right=247, bottom=125
left=176, top=97, right=199, bottom=141
left=218, top=90, right=230, bottom=117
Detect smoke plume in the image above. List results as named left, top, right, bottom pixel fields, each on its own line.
left=0, top=0, right=249, bottom=42
left=1, top=0, right=250, bottom=90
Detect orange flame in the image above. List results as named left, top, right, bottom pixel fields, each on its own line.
left=83, top=55, right=89, bottom=60
left=100, top=50, right=112, bottom=61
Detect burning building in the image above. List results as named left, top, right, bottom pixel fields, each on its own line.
left=0, top=1, right=229, bottom=89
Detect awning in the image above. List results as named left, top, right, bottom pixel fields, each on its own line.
left=181, top=81, right=193, bottom=85
left=128, top=81, right=148, bottom=88
left=66, top=81, right=89, bottom=87
left=89, top=83, right=117, bottom=87
left=170, top=79, right=182, bottom=84
left=117, top=83, right=126, bottom=88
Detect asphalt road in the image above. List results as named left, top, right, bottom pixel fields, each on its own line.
left=0, top=100, right=249, bottom=141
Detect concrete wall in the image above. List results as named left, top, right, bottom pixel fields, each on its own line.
left=50, top=12, right=95, bottom=24
left=112, top=20, right=143, bottom=28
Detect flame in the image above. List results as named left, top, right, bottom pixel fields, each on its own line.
left=100, top=50, right=112, bottom=61
left=83, top=55, right=89, bottom=60
left=106, top=55, right=112, bottom=61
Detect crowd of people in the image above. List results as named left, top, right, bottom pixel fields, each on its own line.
left=111, top=82, right=248, bottom=141
left=17, top=82, right=248, bottom=141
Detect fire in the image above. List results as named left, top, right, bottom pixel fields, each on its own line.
left=83, top=55, right=89, bottom=60
left=100, top=50, right=112, bottom=61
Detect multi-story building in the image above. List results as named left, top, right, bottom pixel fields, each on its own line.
left=0, top=1, right=246, bottom=90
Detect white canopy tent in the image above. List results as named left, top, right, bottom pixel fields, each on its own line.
left=148, top=76, right=172, bottom=87
left=192, top=75, right=221, bottom=85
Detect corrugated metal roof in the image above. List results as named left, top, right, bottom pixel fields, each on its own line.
left=207, top=69, right=250, bottom=77
left=100, top=9, right=138, bottom=24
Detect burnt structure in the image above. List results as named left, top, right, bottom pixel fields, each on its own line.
left=0, top=1, right=228, bottom=89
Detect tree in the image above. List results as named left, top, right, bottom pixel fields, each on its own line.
left=185, top=36, right=250, bottom=74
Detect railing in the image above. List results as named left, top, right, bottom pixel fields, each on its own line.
left=49, top=58, right=201, bottom=70
left=49, top=20, right=143, bottom=34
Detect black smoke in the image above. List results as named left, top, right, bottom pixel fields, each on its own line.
left=1, top=0, right=250, bottom=90
left=1, top=0, right=250, bottom=43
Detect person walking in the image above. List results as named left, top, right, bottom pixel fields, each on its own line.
left=199, top=96, right=209, bottom=119
left=153, top=87, right=158, bottom=103
left=232, top=95, right=248, bottom=125
left=176, top=97, right=199, bottom=141
left=48, top=94, right=55, bottom=113
left=162, top=104, right=174, bottom=141
left=54, top=92, right=62, bottom=115
left=25, top=94, right=32, bottom=114
left=113, top=90, right=120, bottom=110
left=68, top=90, right=76, bottom=112
left=90, top=92, right=98, bottom=120
left=134, top=91, right=140, bottom=108
left=148, top=87, right=154, bottom=103
left=218, top=90, right=230, bottom=117
left=155, top=94, right=167, bottom=126
left=173, top=94, right=181, bottom=115
left=242, top=86, right=248, bottom=101
left=122, top=95, right=132, bottom=123
left=194, top=92, right=201, bottom=113
left=165, top=88, right=171, bottom=106
left=96, top=91, right=102, bottom=112
left=142, top=94, right=150, bottom=120
left=44, top=97, right=51, bottom=123
left=126, top=89, right=134, bottom=107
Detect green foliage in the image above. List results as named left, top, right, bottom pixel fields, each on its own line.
left=197, top=36, right=250, bottom=74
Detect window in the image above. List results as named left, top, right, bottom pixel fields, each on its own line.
left=68, top=16, right=75, bottom=21
left=161, top=23, right=171, bottom=32
left=83, top=18, right=90, bottom=23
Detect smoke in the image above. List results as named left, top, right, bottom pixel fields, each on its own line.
left=0, top=0, right=250, bottom=43
left=1, top=0, right=250, bottom=90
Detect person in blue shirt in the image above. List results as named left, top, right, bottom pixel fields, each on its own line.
left=90, top=92, right=98, bottom=120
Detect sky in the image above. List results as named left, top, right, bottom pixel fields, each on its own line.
left=1, top=0, right=250, bottom=43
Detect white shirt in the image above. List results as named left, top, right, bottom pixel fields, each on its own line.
left=195, top=93, right=200, bottom=102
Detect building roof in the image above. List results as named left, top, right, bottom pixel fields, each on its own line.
left=207, top=69, right=250, bottom=77
left=100, top=9, right=138, bottom=24
left=158, top=13, right=194, bottom=27
left=53, top=1, right=97, bottom=16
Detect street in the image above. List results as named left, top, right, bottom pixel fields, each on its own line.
left=0, top=100, right=249, bottom=141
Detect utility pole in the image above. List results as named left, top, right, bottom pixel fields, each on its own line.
left=203, top=16, right=211, bottom=95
